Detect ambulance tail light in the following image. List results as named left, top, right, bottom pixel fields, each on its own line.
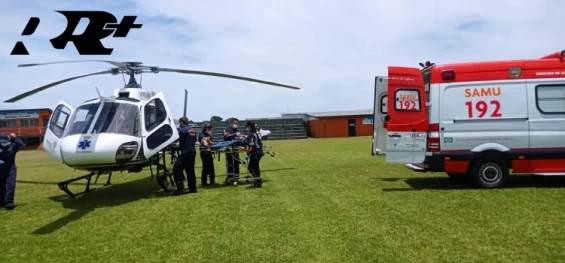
left=441, top=70, right=455, bottom=81
left=427, top=123, right=440, bottom=152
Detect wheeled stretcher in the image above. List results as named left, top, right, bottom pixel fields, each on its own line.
left=209, top=139, right=275, bottom=186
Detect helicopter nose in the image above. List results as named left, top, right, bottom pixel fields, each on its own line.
left=59, top=134, right=142, bottom=167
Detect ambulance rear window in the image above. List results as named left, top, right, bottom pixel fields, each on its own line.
left=394, top=89, right=421, bottom=112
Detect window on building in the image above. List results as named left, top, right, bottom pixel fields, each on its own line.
left=0, top=120, right=16, bottom=128
left=20, top=119, right=39, bottom=127
left=536, top=85, right=565, bottom=114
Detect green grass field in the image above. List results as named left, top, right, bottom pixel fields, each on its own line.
left=2, top=136, right=565, bottom=263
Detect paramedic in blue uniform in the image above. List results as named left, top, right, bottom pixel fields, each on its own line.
left=223, top=118, right=241, bottom=183
left=244, top=121, right=264, bottom=188
left=173, top=117, right=198, bottom=195
left=0, top=133, right=25, bottom=210
left=199, top=123, right=216, bottom=186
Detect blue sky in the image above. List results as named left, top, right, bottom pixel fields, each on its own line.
left=1, top=0, right=564, bottom=121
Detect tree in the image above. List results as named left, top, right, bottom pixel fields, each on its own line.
left=210, top=116, right=223, bottom=122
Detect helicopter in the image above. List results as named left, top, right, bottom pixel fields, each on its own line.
left=4, top=60, right=300, bottom=197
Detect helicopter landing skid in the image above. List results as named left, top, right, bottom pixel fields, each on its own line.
left=57, top=171, right=113, bottom=198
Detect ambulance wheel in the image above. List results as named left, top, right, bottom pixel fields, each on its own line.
left=469, top=157, right=508, bottom=188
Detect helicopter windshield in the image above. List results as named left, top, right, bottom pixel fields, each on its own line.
left=65, top=103, right=99, bottom=136
left=65, top=101, right=139, bottom=136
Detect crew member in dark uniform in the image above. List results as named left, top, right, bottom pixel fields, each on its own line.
left=173, top=117, right=198, bottom=195
left=199, top=123, right=216, bottom=186
left=223, top=118, right=241, bottom=184
left=0, top=133, right=25, bottom=210
left=244, top=121, right=264, bottom=188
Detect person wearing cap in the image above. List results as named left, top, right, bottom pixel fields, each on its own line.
left=223, top=118, right=241, bottom=184
left=172, top=117, right=198, bottom=195
left=198, top=123, right=216, bottom=186
left=243, top=121, right=265, bottom=188
left=0, top=133, right=25, bottom=210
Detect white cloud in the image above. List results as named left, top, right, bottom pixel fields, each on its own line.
left=1, top=0, right=564, bottom=121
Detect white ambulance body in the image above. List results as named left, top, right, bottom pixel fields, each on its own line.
left=372, top=50, right=565, bottom=188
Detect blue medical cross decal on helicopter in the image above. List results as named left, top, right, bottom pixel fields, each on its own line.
left=78, top=139, right=91, bottom=150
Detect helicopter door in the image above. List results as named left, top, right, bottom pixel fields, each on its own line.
left=43, top=101, right=73, bottom=163
left=140, top=92, right=180, bottom=159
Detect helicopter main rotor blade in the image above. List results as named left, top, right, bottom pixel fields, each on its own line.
left=158, top=68, right=300, bottom=90
left=18, top=60, right=130, bottom=68
left=4, top=70, right=111, bottom=103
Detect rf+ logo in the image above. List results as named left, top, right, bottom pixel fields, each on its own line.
left=10, top=17, right=40, bottom=55
left=11, top=11, right=142, bottom=55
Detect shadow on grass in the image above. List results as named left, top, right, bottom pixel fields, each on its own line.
left=191, top=167, right=297, bottom=189
left=213, top=167, right=297, bottom=178
left=17, top=180, right=89, bottom=185
left=32, top=176, right=165, bottom=235
left=380, top=175, right=565, bottom=192
left=19, top=168, right=295, bottom=188
left=32, top=167, right=296, bottom=235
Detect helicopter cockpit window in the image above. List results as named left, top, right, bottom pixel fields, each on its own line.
left=65, top=103, right=98, bottom=136
left=49, top=104, right=72, bottom=138
left=144, top=98, right=167, bottom=132
left=91, top=102, right=140, bottom=136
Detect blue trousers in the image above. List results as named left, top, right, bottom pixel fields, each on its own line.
left=173, top=151, right=197, bottom=192
left=0, top=165, right=16, bottom=205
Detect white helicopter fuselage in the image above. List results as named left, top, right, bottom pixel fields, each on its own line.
left=42, top=87, right=180, bottom=172
left=9, top=60, right=299, bottom=174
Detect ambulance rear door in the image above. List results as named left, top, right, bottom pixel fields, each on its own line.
left=385, top=67, right=428, bottom=163
left=372, top=76, right=388, bottom=155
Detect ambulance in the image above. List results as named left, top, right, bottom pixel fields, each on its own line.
left=372, top=50, right=565, bottom=188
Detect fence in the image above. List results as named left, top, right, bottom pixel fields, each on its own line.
left=191, top=118, right=308, bottom=141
